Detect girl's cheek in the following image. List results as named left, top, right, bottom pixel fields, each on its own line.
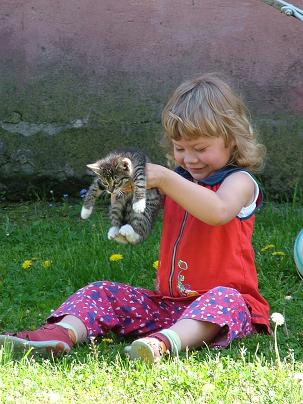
left=174, top=152, right=182, bottom=163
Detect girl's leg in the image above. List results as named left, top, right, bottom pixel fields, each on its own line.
left=48, top=280, right=187, bottom=339
left=129, top=286, right=252, bottom=362
left=169, top=318, right=221, bottom=349
left=0, top=281, right=188, bottom=355
left=55, top=315, right=88, bottom=344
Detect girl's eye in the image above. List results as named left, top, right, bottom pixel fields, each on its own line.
left=174, top=148, right=184, bottom=152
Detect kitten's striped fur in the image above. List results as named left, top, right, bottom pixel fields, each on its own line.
left=81, top=149, right=162, bottom=244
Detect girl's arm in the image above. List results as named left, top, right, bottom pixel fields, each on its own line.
left=146, top=163, right=255, bottom=226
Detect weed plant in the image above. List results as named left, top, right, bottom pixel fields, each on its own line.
left=0, top=198, right=302, bottom=402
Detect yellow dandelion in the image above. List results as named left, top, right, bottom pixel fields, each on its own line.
left=153, top=260, right=159, bottom=270
left=22, top=260, right=33, bottom=270
left=42, top=260, right=52, bottom=268
left=272, top=251, right=285, bottom=257
left=101, top=338, right=113, bottom=344
left=109, top=254, right=123, bottom=262
left=261, top=244, right=275, bottom=252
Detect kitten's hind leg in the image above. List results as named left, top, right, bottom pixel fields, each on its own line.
left=108, top=226, right=120, bottom=240
left=108, top=226, right=128, bottom=244
left=119, top=224, right=141, bottom=245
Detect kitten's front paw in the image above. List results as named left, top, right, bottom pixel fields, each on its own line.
left=108, top=226, right=120, bottom=240
left=132, top=198, right=146, bottom=213
left=81, top=206, right=93, bottom=219
left=119, top=224, right=141, bottom=244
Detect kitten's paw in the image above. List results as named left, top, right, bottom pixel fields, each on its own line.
left=81, top=206, right=93, bottom=219
left=113, top=234, right=129, bottom=244
left=132, top=198, right=146, bottom=213
left=119, top=224, right=141, bottom=244
left=108, top=226, right=120, bottom=240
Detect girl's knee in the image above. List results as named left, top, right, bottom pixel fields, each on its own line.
left=210, top=286, right=241, bottom=297
left=88, top=280, right=115, bottom=289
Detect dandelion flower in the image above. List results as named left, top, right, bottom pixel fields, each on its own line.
left=153, top=260, right=159, bottom=270
left=101, top=338, right=113, bottom=344
left=22, top=260, right=33, bottom=270
left=272, top=251, right=285, bottom=256
left=109, top=254, right=123, bottom=262
left=42, top=260, right=52, bottom=268
left=261, top=244, right=275, bottom=252
left=271, top=312, right=285, bottom=326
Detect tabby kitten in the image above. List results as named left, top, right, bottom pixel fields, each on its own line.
left=81, top=149, right=162, bottom=245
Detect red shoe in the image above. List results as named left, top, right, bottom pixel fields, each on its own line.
left=0, top=324, right=73, bottom=356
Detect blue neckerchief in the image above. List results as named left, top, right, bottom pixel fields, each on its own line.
left=175, top=165, right=246, bottom=185
left=175, top=165, right=263, bottom=211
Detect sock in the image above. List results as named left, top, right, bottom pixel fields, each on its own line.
left=56, top=315, right=88, bottom=343
left=160, top=329, right=182, bottom=356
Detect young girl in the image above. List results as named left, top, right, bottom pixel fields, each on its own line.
left=0, top=74, right=270, bottom=363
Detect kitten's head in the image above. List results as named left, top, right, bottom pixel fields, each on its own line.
left=87, top=156, right=133, bottom=194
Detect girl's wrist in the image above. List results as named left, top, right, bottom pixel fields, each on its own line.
left=157, top=166, right=172, bottom=191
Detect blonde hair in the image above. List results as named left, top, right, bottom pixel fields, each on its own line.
left=161, top=73, right=266, bottom=172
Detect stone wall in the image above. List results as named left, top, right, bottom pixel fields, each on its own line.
left=0, top=0, right=302, bottom=201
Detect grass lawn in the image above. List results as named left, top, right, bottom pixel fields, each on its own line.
left=0, top=198, right=303, bottom=403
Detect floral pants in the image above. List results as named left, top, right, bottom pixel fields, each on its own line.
left=48, top=281, right=252, bottom=348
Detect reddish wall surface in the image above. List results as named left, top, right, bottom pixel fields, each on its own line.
left=0, top=0, right=303, bottom=115
left=0, top=0, right=302, bottom=200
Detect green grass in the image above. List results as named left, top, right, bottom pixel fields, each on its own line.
left=0, top=199, right=303, bottom=402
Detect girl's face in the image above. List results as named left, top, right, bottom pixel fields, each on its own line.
left=172, top=136, right=233, bottom=180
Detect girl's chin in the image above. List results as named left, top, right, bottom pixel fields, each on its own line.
left=187, top=169, right=209, bottom=180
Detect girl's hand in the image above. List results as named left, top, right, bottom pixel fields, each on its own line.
left=145, top=163, right=168, bottom=190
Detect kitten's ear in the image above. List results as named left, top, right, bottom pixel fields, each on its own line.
left=87, top=163, right=101, bottom=175
left=121, top=158, right=133, bottom=173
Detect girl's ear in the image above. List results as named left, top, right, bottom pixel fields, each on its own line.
left=87, top=162, right=102, bottom=175
left=121, top=157, right=133, bottom=174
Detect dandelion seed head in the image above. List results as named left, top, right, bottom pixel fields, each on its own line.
left=271, top=312, right=285, bottom=326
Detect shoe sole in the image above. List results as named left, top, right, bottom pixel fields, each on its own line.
left=128, top=340, right=157, bottom=364
left=0, top=335, right=70, bottom=356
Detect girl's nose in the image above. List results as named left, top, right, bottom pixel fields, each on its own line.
left=184, top=151, right=199, bottom=164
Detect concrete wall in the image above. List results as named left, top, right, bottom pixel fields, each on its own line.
left=0, top=0, right=303, bottom=200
